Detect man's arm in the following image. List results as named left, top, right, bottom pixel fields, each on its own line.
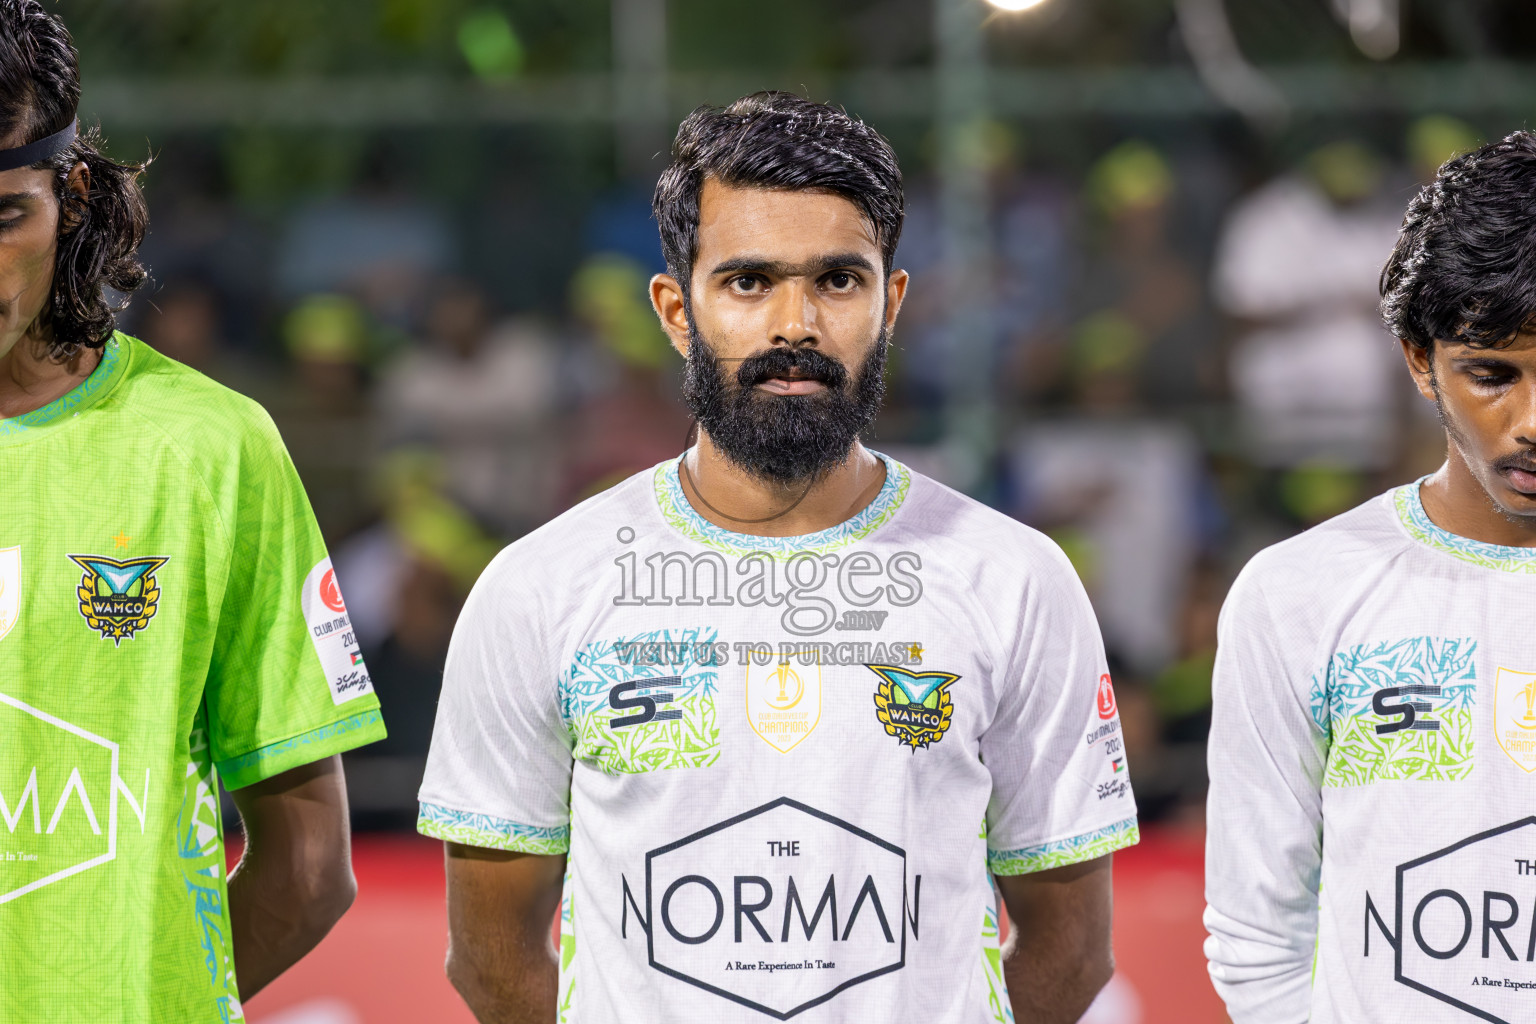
left=1203, top=568, right=1325, bottom=1023
left=995, top=854, right=1114, bottom=1024
left=443, top=843, right=566, bottom=1023
left=228, top=754, right=356, bottom=1000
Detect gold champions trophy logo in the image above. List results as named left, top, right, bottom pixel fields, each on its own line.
left=1495, top=667, right=1536, bottom=773
left=768, top=658, right=805, bottom=710
left=746, top=648, right=821, bottom=753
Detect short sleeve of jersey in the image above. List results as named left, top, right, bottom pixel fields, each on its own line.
left=204, top=406, right=386, bottom=789
left=416, top=548, right=573, bottom=854
left=981, top=546, right=1139, bottom=874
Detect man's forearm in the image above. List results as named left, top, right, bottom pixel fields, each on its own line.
left=447, top=928, right=558, bottom=1024
left=228, top=839, right=356, bottom=998
left=443, top=845, right=566, bottom=1023
left=228, top=756, right=356, bottom=1000
left=1002, top=927, right=1113, bottom=1023
left=995, top=857, right=1116, bottom=1024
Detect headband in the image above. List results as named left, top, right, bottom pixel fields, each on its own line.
left=0, top=120, right=77, bottom=173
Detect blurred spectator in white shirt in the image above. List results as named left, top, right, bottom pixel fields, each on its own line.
left=1214, top=141, right=1404, bottom=469
left=376, top=278, right=559, bottom=533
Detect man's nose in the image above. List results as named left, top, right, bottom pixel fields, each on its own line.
left=767, top=279, right=818, bottom=348
left=1515, top=375, right=1536, bottom=447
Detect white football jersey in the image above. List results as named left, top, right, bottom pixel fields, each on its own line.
left=419, top=452, right=1138, bottom=1023
left=1205, top=478, right=1536, bottom=1024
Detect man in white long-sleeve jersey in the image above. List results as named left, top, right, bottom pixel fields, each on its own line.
left=1204, top=131, right=1536, bottom=1024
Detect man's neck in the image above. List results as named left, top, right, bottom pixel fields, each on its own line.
left=679, top=433, right=887, bottom=538
left=1419, top=451, right=1536, bottom=549
left=0, top=333, right=101, bottom=420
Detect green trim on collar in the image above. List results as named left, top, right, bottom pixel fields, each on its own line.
left=1393, top=477, right=1536, bottom=574
left=0, top=333, right=129, bottom=442
left=653, top=450, right=911, bottom=558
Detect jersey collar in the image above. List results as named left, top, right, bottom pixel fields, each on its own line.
left=0, top=333, right=129, bottom=443
left=653, top=449, right=911, bottom=558
left=1392, top=476, right=1536, bottom=574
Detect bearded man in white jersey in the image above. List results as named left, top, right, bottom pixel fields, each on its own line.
left=1205, top=131, right=1536, bottom=1024
left=417, top=92, right=1138, bottom=1023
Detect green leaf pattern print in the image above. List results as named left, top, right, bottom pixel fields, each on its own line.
left=987, top=817, right=1140, bottom=876
left=562, top=628, right=722, bottom=775
left=1394, top=481, right=1536, bottom=575
left=1312, top=636, right=1477, bottom=787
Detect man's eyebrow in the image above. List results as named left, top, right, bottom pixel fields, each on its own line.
left=0, top=191, right=34, bottom=208
left=1449, top=355, right=1519, bottom=367
left=707, top=252, right=878, bottom=278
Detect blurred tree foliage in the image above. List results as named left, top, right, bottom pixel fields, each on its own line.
left=54, top=0, right=1536, bottom=81
left=55, top=0, right=610, bottom=76
left=47, top=0, right=1536, bottom=209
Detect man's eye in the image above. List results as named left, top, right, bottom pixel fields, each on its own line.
left=826, top=272, right=855, bottom=290
left=1470, top=372, right=1516, bottom=388
left=732, top=276, right=762, bottom=292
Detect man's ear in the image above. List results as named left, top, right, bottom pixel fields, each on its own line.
left=884, top=268, right=909, bottom=332
left=60, top=160, right=88, bottom=232
left=1398, top=336, right=1437, bottom=403
left=650, top=272, right=692, bottom=358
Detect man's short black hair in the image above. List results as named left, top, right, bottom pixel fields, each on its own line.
left=0, top=0, right=148, bottom=358
left=653, top=91, right=904, bottom=290
left=1381, top=130, right=1536, bottom=351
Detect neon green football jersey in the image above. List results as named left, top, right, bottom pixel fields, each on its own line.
left=0, top=334, right=387, bottom=1023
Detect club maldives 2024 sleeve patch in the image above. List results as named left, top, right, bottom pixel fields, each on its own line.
left=300, top=557, right=374, bottom=705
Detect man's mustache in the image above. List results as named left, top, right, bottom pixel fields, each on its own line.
left=1494, top=450, right=1536, bottom=475
left=730, top=346, right=849, bottom=391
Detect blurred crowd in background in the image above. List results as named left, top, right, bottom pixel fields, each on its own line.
left=58, top=0, right=1536, bottom=831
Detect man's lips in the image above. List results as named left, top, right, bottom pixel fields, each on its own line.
left=756, top=376, right=826, bottom=396
left=1500, top=465, right=1536, bottom=495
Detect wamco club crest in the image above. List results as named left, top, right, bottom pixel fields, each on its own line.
left=68, top=554, right=168, bottom=645
left=869, top=664, right=959, bottom=751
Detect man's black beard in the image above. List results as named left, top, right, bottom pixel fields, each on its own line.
left=682, top=324, right=888, bottom=485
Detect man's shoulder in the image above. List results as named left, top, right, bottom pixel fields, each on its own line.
left=898, top=462, right=1077, bottom=577
left=1230, top=490, right=1404, bottom=613
left=112, top=335, right=285, bottom=457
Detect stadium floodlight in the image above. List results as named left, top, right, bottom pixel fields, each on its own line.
left=985, top=0, right=1049, bottom=10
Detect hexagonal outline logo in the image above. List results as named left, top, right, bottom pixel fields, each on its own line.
left=0, top=690, right=120, bottom=905
left=1394, top=815, right=1536, bottom=1024
left=644, top=796, right=907, bottom=1020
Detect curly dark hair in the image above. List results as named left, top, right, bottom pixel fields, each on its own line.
left=1381, top=130, right=1536, bottom=352
left=0, top=0, right=148, bottom=360
left=653, top=91, right=904, bottom=291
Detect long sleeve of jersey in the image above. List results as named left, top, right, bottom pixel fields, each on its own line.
left=1204, top=562, right=1328, bottom=1023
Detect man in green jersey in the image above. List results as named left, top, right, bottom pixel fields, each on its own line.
left=0, top=4, right=387, bottom=1021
